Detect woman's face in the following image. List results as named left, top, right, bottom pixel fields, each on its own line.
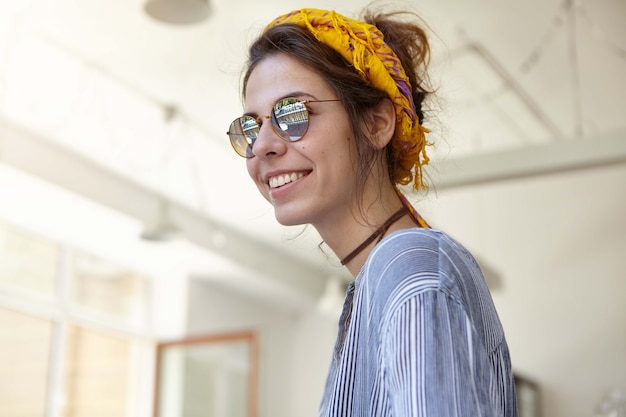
left=244, top=53, right=359, bottom=228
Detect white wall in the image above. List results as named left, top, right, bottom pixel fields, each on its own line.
left=188, top=279, right=334, bottom=417
left=419, top=162, right=626, bottom=417
left=286, top=311, right=337, bottom=416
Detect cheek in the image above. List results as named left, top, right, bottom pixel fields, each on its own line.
left=246, top=159, right=262, bottom=187
left=245, top=160, right=255, bottom=179
left=246, top=159, right=270, bottom=198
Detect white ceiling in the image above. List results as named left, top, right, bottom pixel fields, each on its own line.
left=0, top=0, right=625, bottom=304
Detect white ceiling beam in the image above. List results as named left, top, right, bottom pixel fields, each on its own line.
left=0, top=117, right=328, bottom=306
left=432, top=131, right=626, bottom=189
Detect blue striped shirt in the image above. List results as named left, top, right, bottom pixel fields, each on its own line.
left=319, top=229, right=517, bottom=416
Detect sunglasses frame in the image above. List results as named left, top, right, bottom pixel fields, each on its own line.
left=227, top=97, right=341, bottom=158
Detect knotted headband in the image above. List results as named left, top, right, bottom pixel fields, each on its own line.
left=265, top=8, right=430, bottom=193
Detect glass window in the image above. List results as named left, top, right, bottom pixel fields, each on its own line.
left=0, top=222, right=150, bottom=417
left=71, top=251, right=149, bottom=325
left=0, top=222, right=58, bottom=295
left=63, top=326, right=135, bottom=417
left=0, top=308, right=53, bottom=417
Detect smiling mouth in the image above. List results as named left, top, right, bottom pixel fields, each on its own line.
left=269, top=172, right=306, bottom=189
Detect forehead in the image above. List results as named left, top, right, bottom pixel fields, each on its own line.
left=244, top=54, right=334, bottom=111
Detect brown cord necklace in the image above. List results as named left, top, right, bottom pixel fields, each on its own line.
left=340, top=207, right=408, bottom=266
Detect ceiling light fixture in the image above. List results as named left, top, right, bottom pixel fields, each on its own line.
left=144, top=0, right=211, bottom=25
left=140, top=200, right=179, bottom=242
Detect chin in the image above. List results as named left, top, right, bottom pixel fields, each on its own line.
left=273, top=209, right=307, bottom=227
left=274, top=215, right=302, bottom=227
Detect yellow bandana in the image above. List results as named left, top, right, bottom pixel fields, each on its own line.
left=266, top=8, right=430, bottom=191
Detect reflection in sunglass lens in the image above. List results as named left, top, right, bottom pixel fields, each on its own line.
left=229, top=116, right=258, bottom=157
left=272, top=98, right=309, bottom=141
left=240, top=116, right=260, bottom=138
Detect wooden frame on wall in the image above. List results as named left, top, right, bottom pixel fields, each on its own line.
left=154, top=330, right=259, bottom=417
left=515, top=372, right=542, bottom=417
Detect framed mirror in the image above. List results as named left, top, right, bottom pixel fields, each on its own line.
left=515, top=373, right=541, bottom=417
left=154, top=331, right=258, bottom=417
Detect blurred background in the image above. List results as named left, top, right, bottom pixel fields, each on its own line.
left=0, top=0, right=624, bottom=416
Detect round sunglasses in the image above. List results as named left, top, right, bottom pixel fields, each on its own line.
left=227, top=97, right=340, bottom=158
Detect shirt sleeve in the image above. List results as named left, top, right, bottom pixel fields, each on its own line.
left=382, top=290, right=498, bottom=417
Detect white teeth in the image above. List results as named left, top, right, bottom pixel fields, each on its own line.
left=269, top=172, right=304, bottom=189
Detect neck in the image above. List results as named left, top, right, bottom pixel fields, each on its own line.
left=313, top=178, right=427, bottom=277
left=315, top=198, right=410, bottom=276
left=339, top=207, right=407, bottom=266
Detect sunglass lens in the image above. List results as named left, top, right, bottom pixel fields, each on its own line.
left=229, top=116, right=258, bottom=157
left=272, top=98, right=309, bottom=141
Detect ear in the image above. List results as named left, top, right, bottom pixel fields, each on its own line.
left=366, top=98, right=396, bottom=150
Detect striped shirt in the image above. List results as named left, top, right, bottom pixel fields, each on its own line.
left=319, top=229, right=517, bottom=417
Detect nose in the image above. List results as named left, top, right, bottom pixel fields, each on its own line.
left=251, top=117, right=287, bottom=158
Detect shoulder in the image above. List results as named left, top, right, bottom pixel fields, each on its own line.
left=357, top=228, right=506, bottom=354
left=359, top=228, right=485, bottom=306
left=364, top=228, right=479, bottom=279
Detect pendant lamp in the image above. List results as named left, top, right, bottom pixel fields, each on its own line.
left=144, top=0, right=210, bottom=24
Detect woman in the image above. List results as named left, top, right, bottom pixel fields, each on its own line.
left=227, top=8, right=518, bottom=417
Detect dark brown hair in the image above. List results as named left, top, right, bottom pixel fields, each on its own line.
left=242, top=10, right=433, bottom=201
